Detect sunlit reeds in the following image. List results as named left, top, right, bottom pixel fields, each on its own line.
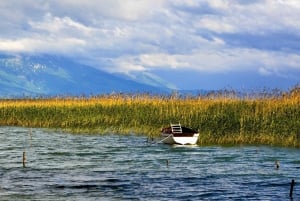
left=0, top=86, right=299, bottom=147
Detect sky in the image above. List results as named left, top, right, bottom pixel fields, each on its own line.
left=0, top=0, right=300, bottom=90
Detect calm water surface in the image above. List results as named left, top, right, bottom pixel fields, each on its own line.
left=0, top=127, right=299, bottom=200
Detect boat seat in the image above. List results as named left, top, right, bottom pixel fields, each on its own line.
left=170, top=123, right=182, bottom=133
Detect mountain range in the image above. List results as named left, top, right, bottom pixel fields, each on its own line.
left=1, top=54, right=298, bottom=98
left=0, top=54, right=171, bottom=97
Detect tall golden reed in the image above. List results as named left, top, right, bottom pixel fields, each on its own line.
left=0, top=88, right=299, bottom=147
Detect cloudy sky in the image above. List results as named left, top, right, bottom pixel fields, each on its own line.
left=1, top=0, right=300, bottom=90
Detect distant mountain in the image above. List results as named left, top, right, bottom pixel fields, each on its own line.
left=0, top=54, right=170, bottom=97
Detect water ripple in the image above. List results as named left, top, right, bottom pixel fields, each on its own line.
left=0, top=127, right=299, bottom=200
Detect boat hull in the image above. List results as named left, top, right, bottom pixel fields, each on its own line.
left=161, top=133, right=199, bottom=145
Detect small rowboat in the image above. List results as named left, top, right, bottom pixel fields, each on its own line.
left=160, top=123, right=199, bottom=145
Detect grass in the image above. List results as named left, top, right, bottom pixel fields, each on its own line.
left=0, top=87, right=299, bottom=147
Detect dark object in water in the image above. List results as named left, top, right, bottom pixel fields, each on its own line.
left=290, top=179, right=295, bottom=198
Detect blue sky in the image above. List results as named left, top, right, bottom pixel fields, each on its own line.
left=0, top=0, right=300, bottom=90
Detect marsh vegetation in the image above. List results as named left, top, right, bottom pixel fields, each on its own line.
left=0, top=86, right=299, bottom=147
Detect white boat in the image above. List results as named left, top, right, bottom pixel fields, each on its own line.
left=160, top=123, right=199, bottom=145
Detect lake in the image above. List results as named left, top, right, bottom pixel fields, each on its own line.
left=0, top=127, right=299, bottom=200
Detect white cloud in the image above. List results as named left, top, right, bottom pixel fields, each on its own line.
left=139, top=53, right=189, bottom=69
left=0, top=37, right=86, bottom=54
left=0, top=0, right=299, bottom=84
left=197, top=17, right=237, bottom=33
left=29, top=13, right=94, bottom=36
left=0, top=40, right=26, bottom=52
left=258, top=67, right=272, bottom=76
left=179, top=0, right=300, bottom=34
left=46, top=0, right=167, bottom=22
left=108, top=47, right=300, bottom=78
left=207, top=0, right=229, bottom=10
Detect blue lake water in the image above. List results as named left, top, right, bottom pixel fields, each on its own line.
left=0, top=127, right=299, bottom=200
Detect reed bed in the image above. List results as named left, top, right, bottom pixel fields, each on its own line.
left=0, top=88, right=299, bottom=147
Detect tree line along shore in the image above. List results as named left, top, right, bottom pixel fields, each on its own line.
left=0, top=87, right=299, bottom=147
